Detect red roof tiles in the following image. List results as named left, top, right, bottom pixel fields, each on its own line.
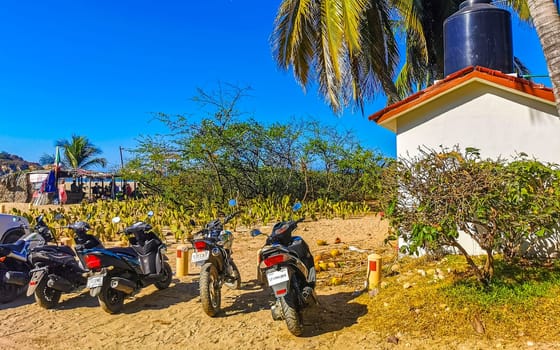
left=369, top=66, right=554, bottom=125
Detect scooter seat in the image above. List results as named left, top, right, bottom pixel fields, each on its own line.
left=106, top=246, right=137, bottom=257
left=0, top=240, right=26, bottom=256
left=34, top=245, right=75, bottom=256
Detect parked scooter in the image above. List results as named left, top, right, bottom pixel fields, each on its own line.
left=250, top=203, right=317, bottom=336
left=27, top=220, right=105, bottom=309
left=190, top=199, right=241, bottom=317
left=82, top=211, right=172, bottom=314
left=0, top=215, right=54, bottom=303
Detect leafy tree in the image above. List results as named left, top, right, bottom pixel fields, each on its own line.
left=38, top=153, right=54, bottom=166
left=381, top=146, right=560, bottom=286
left=124, top=85, right=388, bottom=207
left=497, top=155, right=560, bottom=261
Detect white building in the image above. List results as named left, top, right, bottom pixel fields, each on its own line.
left=370, top=66, right=559, bottom=163
left=369, top=65, right=559, bottom=255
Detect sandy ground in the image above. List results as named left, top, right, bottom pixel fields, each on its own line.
left=1, top=202, right=401, bottom=350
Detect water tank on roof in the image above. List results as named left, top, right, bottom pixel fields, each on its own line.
left=444, top=0, right=513, bottom=76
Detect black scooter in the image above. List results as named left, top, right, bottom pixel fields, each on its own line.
left=82, top=212, right=172, bottom=314
left=190, top=200, right=242, bottom=317
left=0, top=215, right=54, bottom=303
left=26, top=220, right=105, bottom=309
left=251, top=203, right=317, bottom=336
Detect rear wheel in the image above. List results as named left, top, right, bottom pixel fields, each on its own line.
left=34, top=276, right=61, bottom=309
left=154, top=262, right=172, bottom=290
left=280, top=291, right=303, bottom=336
left=98, top=280, right=125, bottom=314
left=199, top=262, right=221, bottom=317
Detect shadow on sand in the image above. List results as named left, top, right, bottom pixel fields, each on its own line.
left=0, top=292, right=34, bottom=310
left=220, top=279, right=273, bottom=316
left=120, top=280, right=199, bottom=314
left=1, top=279, right=200, bottom=313
left=220, top=279, right=368, bottom=337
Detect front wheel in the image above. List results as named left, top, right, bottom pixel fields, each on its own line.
left=34, top=276, right=61, bottom=309
left=154, top=262, right=172, bottom=290
left=98, top=280, right=125, bottom=314
left=280, top=292, right=304, bottom=336
left=199, top=262, right=221, bottom=317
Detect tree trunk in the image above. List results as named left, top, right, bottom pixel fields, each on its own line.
left=483, top=248, right=494, bottom=284
left=526, top=0, right=560, bottom=115
left=450, top=239, right=487, bottom=285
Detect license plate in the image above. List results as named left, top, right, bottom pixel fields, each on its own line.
left=87, top=274, right=105, bottom=289
left=191, top=250, right=210, bottom=263
left=26, top=269, right=46, bottom=296
left=267, top=268, right=289, bottom=286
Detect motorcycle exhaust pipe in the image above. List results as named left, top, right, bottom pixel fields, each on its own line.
left=3, top=271, right=29, bottom=286
left=110, top=277, right=136, bottom=294
left=47, top=275, right=74, bottom=293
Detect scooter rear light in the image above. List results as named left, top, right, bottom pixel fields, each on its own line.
left=0, top=256, right=5, bottom=262
left=84, top=254, right=102, bottom=270
left=194, top=241, right=207, bottom=252
left=262, top=254, right=288, bottom=268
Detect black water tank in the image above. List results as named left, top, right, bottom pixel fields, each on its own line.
left=444, top=0, right=513, bottom=76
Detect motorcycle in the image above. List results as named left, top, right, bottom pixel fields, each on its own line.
left=82, top=211, right=172, bottom=314
left=190, top=199, right=241, bottom=317
left=0, top=215, right=55, bottom=303
left=250, top=203, right=317, bottom=336
left=26, top=220, right=105, bottom=309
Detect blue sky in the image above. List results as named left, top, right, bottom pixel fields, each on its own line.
left=0, top=1, right=550, bottom=171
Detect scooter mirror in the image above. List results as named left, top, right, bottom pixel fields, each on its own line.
left=112, top=217, right=121, bottom=224
left=228, top=199, right=237, bottom=207
left=292, top=202, right=302, bottom=211
left=250, top=229, right=262, bottom=237
left=147, top=211, right=154, bottom=217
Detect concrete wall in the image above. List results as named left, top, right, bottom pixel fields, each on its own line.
left=0, top=173, right=31, bottom=203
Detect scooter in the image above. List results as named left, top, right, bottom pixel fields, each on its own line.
left=0, top=215, right=54, bottom=303
left=82, top=211, right=172, bottom=314
left=251, top=203, right=317, bottom=336
left=190, top=199, right=242, bottom=317
left=26, top=220, right=105, bottom=309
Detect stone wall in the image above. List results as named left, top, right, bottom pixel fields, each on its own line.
left=0, top=173, right=31, bottom=203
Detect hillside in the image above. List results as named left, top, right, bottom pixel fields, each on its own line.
left=0, top=151, right=41, bottom=175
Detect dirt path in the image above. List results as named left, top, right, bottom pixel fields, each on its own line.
left=0, top=215, right=395, bottom=350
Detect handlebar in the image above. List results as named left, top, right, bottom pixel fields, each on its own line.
left=223, top=211, right=241, bottom=225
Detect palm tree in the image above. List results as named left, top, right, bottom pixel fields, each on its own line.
left=525, top=0, right=560, bottom=115
left=392, top=0, right=463, bottom=96
left=272, top=0, right=399, bottom=114
left=272, top=0, right=535, bottom=111
left=56, top=135, right=107, bottom=172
